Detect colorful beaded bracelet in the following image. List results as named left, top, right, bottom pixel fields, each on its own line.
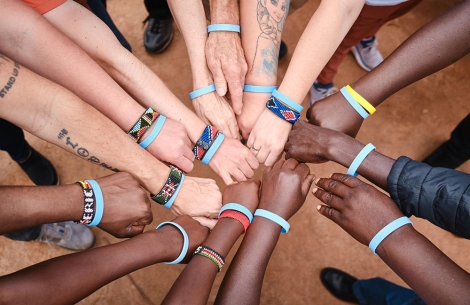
left=193, top=245, right=225, bottom=272
left=127, top=108, right=159, bottom=143
left=193, top=125, right=223, bottom=163
left=266, top=96, right=301, bottom=124
left=151, top=166, right=184, bottom=207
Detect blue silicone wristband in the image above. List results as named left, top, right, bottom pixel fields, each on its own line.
left=369, top=216, right=413, bottom=254
left=156, top=221, right=189, bottom=264
left=340, top=87, right=369, bottom=119
left=272, top=89, right=303, bottom=113
left=347, top=143, right=376, bottom=177
left=254, top=209, right=290, bottom=234
left=218, top=203, right=254, bottom=223
left=139, top=115, right=166, bottom=149
left=87, top=180, right=104, bottom=227
left=208, top=24, right=241, bottom=33
left=189, top=84, right=216, bottom=99
left=244, top=85, right=277, bottom=93
left=163, top=174, right=185, bottom=209
left=201, top=133, right=225, bottom=165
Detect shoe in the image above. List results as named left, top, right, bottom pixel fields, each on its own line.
left=279, top=40, right=288, bottom=60
left=309, top=81, right=338, bottom=106
left=422, top=140, right=469, bottom=169
left=350, top=36, right=383, bottom=72
left=320, top=267, right=359, bottom=303
left=18, top=147, right=58, bottom=186
left=37, top=221, right=95, bottom=251
left=143, top=16, right=174, bottom=53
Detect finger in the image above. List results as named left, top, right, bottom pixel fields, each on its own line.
left=193, top=216, right=217, bottom=230
left=284, top=138, right=292, bottom=152
left=220, top=170, right=235, bottom=185
left=271, top=158, right=284, bottom=170
left=316, top=204, right=341, bottom=224
left=295, top=162, right=311, bottom=178
left=245, top=151, right=260, bottom=170
left=283, top=158, right=299, bottom=170
left=301, top=174, right=315, bottom=195
left=264, top=149, right=282, bottom=167
left=313, top=187, right=343, bottom=211
left=238, top=159, right=255, bottom=179
left=231, top=168, right=247, bottom=182
left=246, top=134, right=255, bottom=150
left=226, top=76, right=244, bottom=116
left=217, top=119, right=233, bottom=139
left=330, top=173, right=364, bottom=188
left=183, top=146, right=196, bottom=162
left=227, top=116, right=241, bottom=140
left=315, top=177, right=350, bottom=198
left=213, top=67, right=228, bottom=97
left=176, top=156, right=194, bottom=173
left=256, top=146, right=269, bottom=165
left=127, top=225, right=146, bottom=237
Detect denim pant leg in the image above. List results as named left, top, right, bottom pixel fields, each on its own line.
left=353, top=278, right=426, bottom=305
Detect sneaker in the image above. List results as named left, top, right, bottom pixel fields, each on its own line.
left=279, top=40, right=288, bottom=60
left=350, top=36, right=383, bottom=72
left=143, top=16, right=174, bottom=54
left=18, top=147, right=58, bottom=186
left=309, top=81, right=339, bottom=106
left=37, top=221, right=95, bottom=251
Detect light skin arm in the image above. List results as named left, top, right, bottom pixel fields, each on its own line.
left=0, top=0, right=194, bottom=172
left=308, top=0, right=470, bottom=137
left=167, top=0, right=240, bottom=139
left=0, top=216, right=209, bottom=305
left=43, top=0, right=259, bottom=185
left=315, top=174, right=470, bottom=305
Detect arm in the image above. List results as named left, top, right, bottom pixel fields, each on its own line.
left=162, top=180, right=260, bottom=304
left=0, top=216, right=209, bottom=305
left=167, top=0, right=240, bottom=139
left=216, top=159, right=314, bottom=304
left=314, top=174, right=470, bottom=305
left=308, top=0, right=470, bottom=137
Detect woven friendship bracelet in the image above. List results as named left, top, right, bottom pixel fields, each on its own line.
left=151, top=166, right=184, bottom=207
left=369, top=216, right=413, bottom=254
left=266, top=96, right=301, bottom=124
left=207, top=24, right=241, bottom=33
left=156, top=221, right=189, bottom=264
left=193, top=125, right=220, bottom=161
left=76, top=180, right=96, bottom=225
left=345, top=85, right=376, bottom=115
left=340, top=87, right=369, bottom=119
left=220, top=210, right=251, bottom=233
left=193, top=245, right=225, bottom=272
left=347, top=143, right=376, bottom=177
left=127, top=108, right=159, bottom=143
left=244, top=85, right=277, bottom=93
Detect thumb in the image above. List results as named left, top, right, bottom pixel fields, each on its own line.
left=126, top=224, right=146, bottom=238
left=317, top=204, right=341, bottom=225
left=212, top=66, right=228, bottom=97
left=193, top=216, right=217, bottom=230
left=301, top=174, right=315, bottom=196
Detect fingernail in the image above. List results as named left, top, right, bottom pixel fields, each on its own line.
left=329, top=173, right=333, bottom=178
left=314, top=178, right=320, bottom=185
left=316, top=205, right=321, bottom=211
left=238, top=110, right=242, bottom=115
left=312, top=187, right=318, bottom=194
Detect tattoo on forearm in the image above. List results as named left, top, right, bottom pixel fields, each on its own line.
left=58, top=129, right=120, bottom=172
left=250, top=0, right=289, bottom=77
left=0, top=62, right=20, bottom=98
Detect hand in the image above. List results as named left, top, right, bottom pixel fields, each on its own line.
left=171, top=176, right=222, bottom=229
left=247, top=108, right=292, bottom=166
left=237, top=92, right=271, bottom=140
left=192, top=92, right=240, bottom=140
left=209, top=138, right=259, bottom=185
left=147, top=118, right=195, bottom=172
left=307, top=92, right=363, bottom=137
left=285, top=120, right=341, bottom=164
left=156, top=215, right=210, bottom=264
left=314, top=173, right=404, bottom=246
left=222, top=180, right=261, bottom=214
left=96, top=172, right=153, bottom=238
left=206, top=31, right=248, bottom=116
left=258, top=159, right=315, bottom=220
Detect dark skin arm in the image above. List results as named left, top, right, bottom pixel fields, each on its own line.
left=1, top=172, right=153, bottom=238
left=215, top=159, right=314, bottom=305
left=285, top=120, right=394, bottom=190
left=307, top=0, right=470, bottom=137
left=314, top=174, right=470, bottom=305
left=0, top=215, right=209, bottom=305
left=162, top=180, right=261, bottom=305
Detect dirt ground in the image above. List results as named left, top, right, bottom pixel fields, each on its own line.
left=1, top=0, right=470, bottom=304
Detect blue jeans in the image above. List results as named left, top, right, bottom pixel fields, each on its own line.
left=353, top=278, right=426, bottom=305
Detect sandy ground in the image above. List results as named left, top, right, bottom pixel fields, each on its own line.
left=1, top=0, right=470, bottom=304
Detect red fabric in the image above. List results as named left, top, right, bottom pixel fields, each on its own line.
left=220, top=210, right=250, bottom=233
left=22, top=0, right=66, bottom=14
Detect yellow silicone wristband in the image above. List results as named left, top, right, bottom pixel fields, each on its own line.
left=345, top=85, right=376, bottom=115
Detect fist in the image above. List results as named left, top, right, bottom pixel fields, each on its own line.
left=222, top=180, right=261, bottom=214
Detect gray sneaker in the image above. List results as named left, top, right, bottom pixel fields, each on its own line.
left=37, top=221, right=95, bottom=251
left=350, top=36, right=383, bottom=72
left=309, top=81, right=339, bottom=106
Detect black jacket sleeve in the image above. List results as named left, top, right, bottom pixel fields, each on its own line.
left=387, top=156, right=470, bottom=239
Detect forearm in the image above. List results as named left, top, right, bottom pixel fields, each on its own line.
left=0, top=185, right=82, bottom=234
left=215, top=217, right=281, bottom=305
left=349, top=0, right=470, bottom=107
left=0, top=230, right=172, bottom=305
left=377, top=225, right=470, bottom=305
left=163, top=218, right=243, bottom=304
left=210, top=0, right=239, bottom=24
left=279, top=0, right=364, bottom=103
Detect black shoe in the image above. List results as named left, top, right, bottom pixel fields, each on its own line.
left=422, top=140, right=469, bottom=169
left=18, top=147, right=58, bottom=186
left=320, top=267, right=359, bottom=303
left=279, top=40, right=288, bottom=60
left=143, top=16, right=174, bottom=54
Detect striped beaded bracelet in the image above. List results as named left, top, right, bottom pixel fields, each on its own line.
left=151, top=166, right=184, bottom=208
left=75, top=180, right=104, bottom=226
left=193, top=125, right=225, bottom=164
left=193, top=245, right=225, bottom=272
left=127, top=108, right=159, bottom=143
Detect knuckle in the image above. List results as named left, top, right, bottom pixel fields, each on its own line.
left=327, top=180, right=338, bottom=190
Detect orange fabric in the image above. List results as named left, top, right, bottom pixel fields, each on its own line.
left=22, top=0, right=66, bottom=14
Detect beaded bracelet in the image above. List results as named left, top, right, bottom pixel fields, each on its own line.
left=151, top=166, right=184, bottom=207
left=76, top=180, right=104, bottom=226
left=220, top=210, right=251, bottom=233
left=156, top=221, right=189, bottom=264
left=127, top=108, right=159, bottom=143
left=266, top=96, right=301, bottom=124
left=193, top=245, right=225, bottom=272
left=347, top=143, right=376, bottom=177
left=369, top=216, right=413, bottom=254
left=139, top=115, right=166, bottom=149
left=193, top=125, right=223, bottom=162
